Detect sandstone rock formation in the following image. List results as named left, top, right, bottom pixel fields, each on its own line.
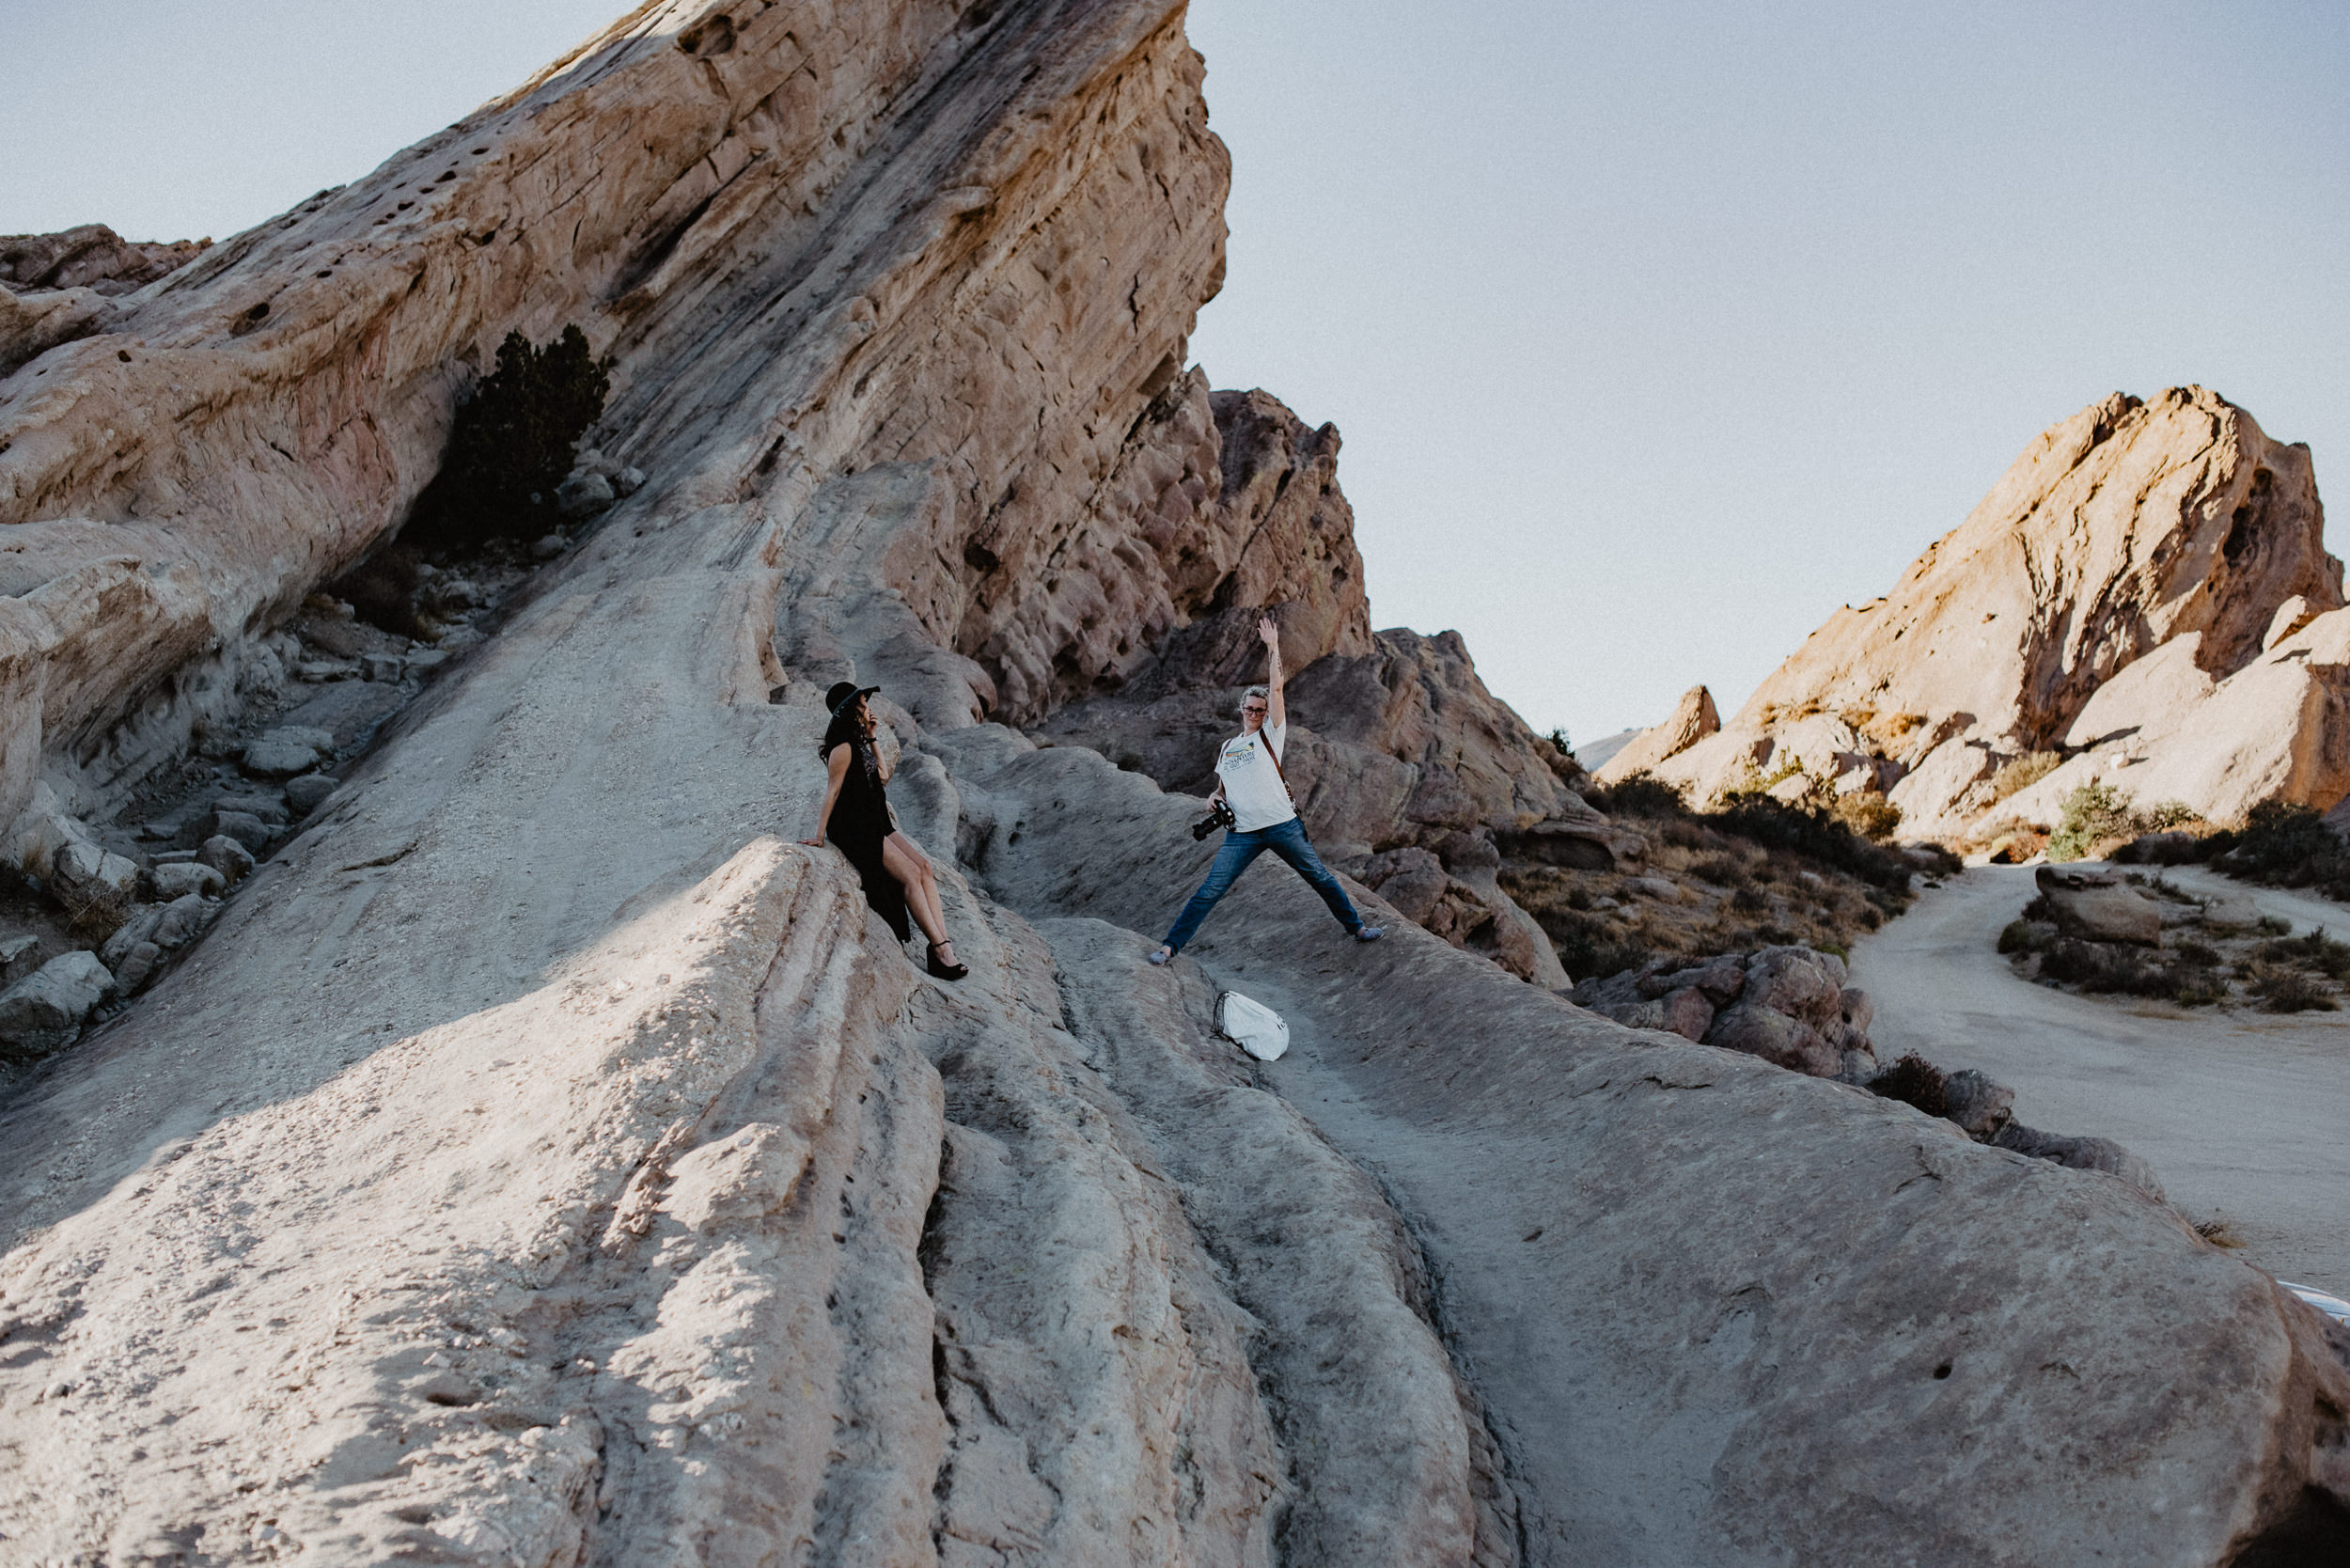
left=1620, top=388, right=2347, bottom=843
left=0, top=4, right=2344, bottom=1564
left=1594, top=682, right=1717, bottom=783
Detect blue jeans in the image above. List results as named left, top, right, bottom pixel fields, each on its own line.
left=1163, top=815, right=1363, bottom=953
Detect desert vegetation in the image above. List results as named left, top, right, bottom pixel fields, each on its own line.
left=1504, top=772, right=1950, bottom=981
left=2001, top=869, right=2341, bottom=1011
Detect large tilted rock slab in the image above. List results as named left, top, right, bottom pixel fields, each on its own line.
left=1638, top=387, right=2344, bottom=837
left=2, top=2, right=2345, bottom=1563
left=939, top=724, right=2350, bottom=1566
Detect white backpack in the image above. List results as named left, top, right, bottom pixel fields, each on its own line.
left=1215, top=990, right=1290, bottom=1061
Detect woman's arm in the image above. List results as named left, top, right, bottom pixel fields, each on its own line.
left=1259, top=613, right=1286, bottom=731
left=800, top=744, right=854, bottom=846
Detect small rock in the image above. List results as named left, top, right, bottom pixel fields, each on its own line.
left=1655, top=986, right=1715, bottom=1043
left=150, top=861, right=226, bottom=901
left=285, top=774, right=339, bottom=814
left=198, top=836, right=258, bottom=883
left=113, top=940, right=164, bottom=994
left=149, top=849, right=199, bottom=865
left=101, top=906, right=165, bottom=970
left=1995, top=1121, right=2165, bottom=1201
left=435, top=626, right=487, bottom=656
left=296, top=660, right=357, bottom=682
left=0, top=934, right=42, bottom=985
left=2034, top=866, right=2161, bottom=947
left=242, top=738, right=321, bottom=777
left=614, top=464, right=647, bottom=497
left=1626, top=875, right=1682, bottom=902
left=405, top=647, right=447, bottom=674
left=360, top=651, right=407, bottom=683
left=1705, top=1002, right=1841, bottom=1077
left=555, top=471, right=614, bottom=520
left=0, top=951, right=118, bottom=1060
left=531, top=533, right=568, bottom=561
left=1942, top=1069, right=2015, bottom=1141
left=150, top=894, right=217, bottom=951
left=55, top=841, right=142, bottom=902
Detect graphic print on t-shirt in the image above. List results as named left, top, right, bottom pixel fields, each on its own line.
left=1216, top=722, right=1295, bottom=832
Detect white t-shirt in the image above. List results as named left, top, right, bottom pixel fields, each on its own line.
left=1215, top=721, right=1295, bottom=831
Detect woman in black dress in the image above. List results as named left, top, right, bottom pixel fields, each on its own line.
left=800, top=682, right=968, bottom=980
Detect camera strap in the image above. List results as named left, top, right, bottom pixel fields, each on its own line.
left=1261, top=728, right=1310, bottom=841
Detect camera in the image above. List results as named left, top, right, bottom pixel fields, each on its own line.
left=1189, top=798, right=1236, bottom=841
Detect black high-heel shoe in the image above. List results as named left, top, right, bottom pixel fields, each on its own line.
left=926, top=942, right=969, bottom=981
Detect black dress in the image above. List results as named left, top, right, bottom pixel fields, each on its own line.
left=820, top=713, right=911, bottom=942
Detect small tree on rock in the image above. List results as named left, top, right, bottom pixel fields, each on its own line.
left=415, top=325, right=611, bottom=541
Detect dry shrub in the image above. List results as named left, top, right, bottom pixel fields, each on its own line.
left=1988, top=751, right=2064, bottom=805
left=2248, top=964, right=2337, bottom=1013
left=1832, top=792, right=1903, bottom=842
left=330, top=544, right=422, bottom=637
left=1869, top=1055, right=1949, bottom=1117
left=59, top=884, right=131, bottom=943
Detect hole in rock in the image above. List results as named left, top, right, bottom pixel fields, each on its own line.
left=1932, top=1362, right=1951, bottom=1380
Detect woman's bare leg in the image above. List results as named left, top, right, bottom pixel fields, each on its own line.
left=883, top=834, right=951, bottom=950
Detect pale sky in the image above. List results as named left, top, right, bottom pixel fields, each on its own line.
left=7, top=0, right=2346, bottom=746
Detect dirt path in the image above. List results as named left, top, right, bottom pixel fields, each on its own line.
left=1850, top=863, right=2350, bottom=1294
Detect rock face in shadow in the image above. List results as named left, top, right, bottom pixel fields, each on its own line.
left=0, top=4, right=2344, bottom=1566
left=1623, top=387, right=2346, bottom=841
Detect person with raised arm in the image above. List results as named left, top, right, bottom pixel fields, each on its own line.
left=802, top=682, right=968, bottom=980
left=1148, top=614, right=1384, bottom=964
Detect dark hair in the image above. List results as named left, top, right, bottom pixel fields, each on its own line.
left=819, top=700, right=873, bottom=762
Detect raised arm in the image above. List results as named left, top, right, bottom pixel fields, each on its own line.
left=1259, top=613, right=1286, bottom=730
left=800, top=743, right=854, bottom=847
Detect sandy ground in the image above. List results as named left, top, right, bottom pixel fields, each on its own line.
left=1851, top=863, right=2350, bottom=1294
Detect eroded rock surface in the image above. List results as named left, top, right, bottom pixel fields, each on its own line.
left=1620, top=387, right=2348, bottom=843
left=0, top=3, right=2344, bottom=1565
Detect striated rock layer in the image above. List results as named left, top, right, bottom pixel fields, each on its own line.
left=0, top=6, right=2345, bottom=1567
left=1613, top=387, right=2348, bottom=841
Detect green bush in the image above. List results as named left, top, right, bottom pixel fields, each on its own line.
left=1997, top=918, right=2044, bottom=955
left=415, top=325, right=611, bottom=542
left=2248, top=964, right=2337, bottom=1013
left=2046, top=782, right=2136, bottom=862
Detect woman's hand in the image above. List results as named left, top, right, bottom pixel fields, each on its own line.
left=799, top=836, right=826, bottom=848
left=1257, top=612, right=1279, bottom=649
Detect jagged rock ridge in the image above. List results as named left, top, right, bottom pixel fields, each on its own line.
left=1607, top=386, right=2346, bottom=842
left=0, top=6, right=2344, bottom=1566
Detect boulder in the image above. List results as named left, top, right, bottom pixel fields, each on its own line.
left=1637, top=955, right=1746, bottom=1005
left=149, top=862, right=226, bottom=902
left=241, top=727, right=331, bottom=778
left=1655, top=986, right=1716, bottom=1043
left=284, top=775, right=339, bottom=814
left=149, top=895, right=217, bottom=952
left=1704, top=1002, right=1841, bottom=1077
left=0, top=934, right=41, bottom=985
left=1740, top=946, right=1847, bottom=1030
left=359, top=651, right=407, bottom=682
left=556, top=471, right=616, bottom=519
left=2034, top=865, right=2162, bottom=947
left=1941, top=1070, right=2015, bottom=1142
left=99, top=906, right=165, bottom=972
left=0, top=951, right=116, bottom=1060
left=54, top=840, right=141, bottom=902
left=196, top=835, right=258, bottom=883
left=111, top=941, right=164, bottom=995
left=1994, top=1122, right=2166, bottom=1202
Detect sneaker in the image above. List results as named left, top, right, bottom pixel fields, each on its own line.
left=1353, top=925, right=1385, bottom=943
left=1147, top=946, right=1173, bottom=965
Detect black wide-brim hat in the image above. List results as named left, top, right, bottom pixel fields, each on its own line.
left=825, top=681, right=881, bottom=713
